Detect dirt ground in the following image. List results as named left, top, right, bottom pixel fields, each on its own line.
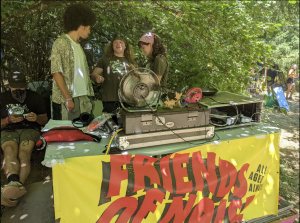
left=254, top=91, right=300, bottom=215
left=1, top=91, right=299, bottom=218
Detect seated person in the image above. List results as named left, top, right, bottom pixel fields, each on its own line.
left=91, top=35, right=136, bottom=123
left=1, top=72, right=48, bottom=207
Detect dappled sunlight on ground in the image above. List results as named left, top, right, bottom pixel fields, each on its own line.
left=252, top=91, right=299, bottom=213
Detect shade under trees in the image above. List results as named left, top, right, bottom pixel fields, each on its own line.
left=1, top=1, right=299, bottom=98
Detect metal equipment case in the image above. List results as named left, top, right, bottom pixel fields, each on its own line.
left=116, top=126, right=215, bottom=150
left=119, top=107, right=210, bottom=135
left=199, top=91, right=263, bottom=128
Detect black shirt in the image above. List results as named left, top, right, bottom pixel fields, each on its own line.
left=96, top=55, right=132, bottom=102
left=267, top=69, right=278, bottom=82
left=1, top=90, right=47, bottom=131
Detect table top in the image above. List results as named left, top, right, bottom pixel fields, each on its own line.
left=200, top=91, right=263, bottom=108
left=41, top=122, right=280, bottom=167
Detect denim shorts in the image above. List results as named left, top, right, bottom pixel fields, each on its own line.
left=287, top=78, right=295, bottom=84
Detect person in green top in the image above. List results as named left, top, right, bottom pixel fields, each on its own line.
left=91, top=35, right=135, bottom=120
left=138, top=32, right=169, bottom=89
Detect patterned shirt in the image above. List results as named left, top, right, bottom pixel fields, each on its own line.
left=51, top=34, right=94, bottom=104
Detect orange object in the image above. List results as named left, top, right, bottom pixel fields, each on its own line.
left=88, top=122, right=100, bottom=131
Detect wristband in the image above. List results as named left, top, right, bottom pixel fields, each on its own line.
left=65, top=98, right=73, bottom=101
left=6, top=116, right=10, bottom=124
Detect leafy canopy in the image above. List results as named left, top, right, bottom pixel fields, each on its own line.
left=1, top=1, right=299, bottom=96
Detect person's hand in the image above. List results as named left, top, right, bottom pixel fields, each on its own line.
left=9, top=114, right=24, bottom=123
left=66, top=100, right=75, bottom=111
left=95, top=75, right=104, bottom=84
left=156, top=74, right=162, bottom=81
left=25, top=112, right=37, bottom=122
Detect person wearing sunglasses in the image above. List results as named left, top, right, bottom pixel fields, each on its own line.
left=138, top=32, right=169, bottom=89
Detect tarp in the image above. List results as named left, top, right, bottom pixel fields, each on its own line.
left=53, top=133, right=280, bottom=223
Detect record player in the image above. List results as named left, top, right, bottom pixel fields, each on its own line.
left=106, top=68, right=214, bottom=150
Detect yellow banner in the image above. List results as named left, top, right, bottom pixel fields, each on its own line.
left=53, top=133, right=279, bottom=223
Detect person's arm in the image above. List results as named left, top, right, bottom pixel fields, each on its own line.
left=1, top=118, right=10, bottom=129
left=25, top=112, right=48, bottom=126
left=91, top=67, right=104, bottom=83
left=51, top=38, right=74, bottom=110
left=91, top=57, right=105, bottom=83
left=1, top=118, right=8, bottom=129
left=52, top=72, right=74, bottom=111
left=52, top=72, right=72, bottom=99
left=288, top=69, right=294, bottom=78
left=153, top=55, right=168, bottom=82
left=1, top=114, right=24, bottom=129
left=294, top=70, right=299, bottom=79
left=274, top=70, right=278, bottom=82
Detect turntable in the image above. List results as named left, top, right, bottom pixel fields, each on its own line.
left=106, top=68, right=214, bottom=150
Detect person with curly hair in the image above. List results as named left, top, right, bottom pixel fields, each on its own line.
left=91, top=35, right=136, bottom=119
left=138, top=32, right=169, bottom=89
left=51, top=3, right=96, bottom=120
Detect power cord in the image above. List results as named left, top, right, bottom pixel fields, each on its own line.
left=141, top=95, right=195, bottom=148
left=207, top=97, right=239, bottom=127
left=250, top=112, right=261, bottom=130
left=105, top=128, right=123, bottom=155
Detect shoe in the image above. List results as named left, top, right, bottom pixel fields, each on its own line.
left=1, top=181, right=27, bottom=200
left=1, top=190, right=18, bottom=207
left=289, top=97, right=295, bottom=101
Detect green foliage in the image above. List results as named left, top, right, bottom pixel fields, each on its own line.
left=1, top=1, right=299, bottom=97
left=244, top=1, right=300, bottom=89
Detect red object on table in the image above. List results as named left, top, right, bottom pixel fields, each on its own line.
left=35, top=126, right=100, bottom=147
left=185, top=87, right=203, bottom=103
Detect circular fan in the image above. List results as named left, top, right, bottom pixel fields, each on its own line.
left=119, top=68, right=160, bottom=107
left=185, top=87, right=203, bottom=103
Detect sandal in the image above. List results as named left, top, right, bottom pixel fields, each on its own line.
left=288, top=97, right=295, bottom=101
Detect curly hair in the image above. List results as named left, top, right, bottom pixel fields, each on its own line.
left=63, top=4, right=96, bottom=32
left=104, top=36, right=136, bottom=65
left=138, top=35, right=167, bottom=63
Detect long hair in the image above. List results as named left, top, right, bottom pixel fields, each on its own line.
left=138, top=35, right=167, bottom=63
left=104, top=39, right=135, bottom=65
